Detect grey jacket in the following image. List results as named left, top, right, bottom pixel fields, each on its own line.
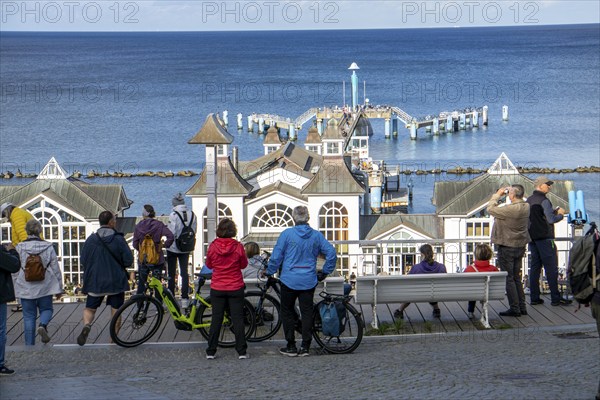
left=488, top=194, right=531, bottom=248
left=14, top=236, right=63, bottom=299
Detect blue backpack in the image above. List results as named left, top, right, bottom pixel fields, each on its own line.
left=319, top=301, right=346, bottom=337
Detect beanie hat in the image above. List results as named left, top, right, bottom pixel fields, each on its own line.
left=172, top=193, right=185, bottom=206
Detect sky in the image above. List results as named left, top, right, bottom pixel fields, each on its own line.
left=0, top=0, right=599, bottom=31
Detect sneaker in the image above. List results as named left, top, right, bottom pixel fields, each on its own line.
left=77, top=324, right=91, bottom=346
left=433, top=309, right=441, bottom=318
left=238, top=353, right=250, bottom=360
left=393, top=309, right=404, bottom=319
left=297, top=348, right=310, bottom=357
left=530, top=299, right=544, bottom=305
left=0, top=366, right=15, bottom=375
left=206, top=354, right=216, bottom=360
left=37, top=326, right=50, bottom=344
left=551, top=298, right=572, bottom=306
left=467, top=312, right=475, bottom=319
left=279, top=346, right=298, bottom=357
left=520, top=309, right=528, bottom=316
left=180, top=298, right=189, bottom=309
left=11, top=305, right=22, bottom=312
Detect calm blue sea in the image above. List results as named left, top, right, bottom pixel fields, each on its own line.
left=1, top=25, right=599, bottom=220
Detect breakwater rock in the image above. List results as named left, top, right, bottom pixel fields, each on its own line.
left=1, top=166, right=599, bottom=179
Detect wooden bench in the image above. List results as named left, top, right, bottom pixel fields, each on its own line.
left=355, top=272, right=508, bottom=329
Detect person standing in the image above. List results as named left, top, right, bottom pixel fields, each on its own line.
left=527, top=176, right=572, bottom=306
left=132, top=205, right=174, bottom=294
left=1, top=202, right=35, bottom=312
left=0, top=243, right=20, bottom=374
left=393, top=244, right=447, bottom=319
left=266, top=206, right=337, bottom=357
left=463, top=244, right=499, bottom=319
left=204, top=218, right=249, bottom=360
left=77, top=211, right=133, bottom=346
left=14, top=219, right=63, bottom=345
left=488, top=184, right=531, bottom=317
left=166, top=193, right=197, bottom=309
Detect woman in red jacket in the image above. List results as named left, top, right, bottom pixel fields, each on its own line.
left=205, top=218, right=248, bottom=359
left=464, top=244, right=498, bottom=319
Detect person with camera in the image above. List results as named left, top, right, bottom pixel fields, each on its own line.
left=488, top=184, right=531, bottom=317
left=266, top=206, right=337, bottom=357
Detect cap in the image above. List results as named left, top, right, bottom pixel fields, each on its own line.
left=533, top=176, right=554, bottom=188
left=0, top=202, right=13, bottom=217
left=172, top=193, right=185, bottom=206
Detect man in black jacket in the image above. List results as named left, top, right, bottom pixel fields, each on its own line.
left=527, top=176, right=572, bottom=306
left=0, top=243, right=20, bottom=375
left=77, top=211, right=133, bottom=346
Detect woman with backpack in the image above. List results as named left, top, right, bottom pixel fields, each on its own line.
left=132, top=204, right=174, bottom=294
left=14, top=219, right=63, bottom=345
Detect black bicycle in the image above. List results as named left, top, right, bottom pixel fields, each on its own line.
left=245, top=269, right=364, bottom=354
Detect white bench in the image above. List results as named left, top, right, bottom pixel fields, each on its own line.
left=354, top=272, right=508, bottom=329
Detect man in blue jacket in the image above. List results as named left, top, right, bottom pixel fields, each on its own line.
left=267, top=205, right=337, bottom=357
left=77, top=211, right=133, bottom=346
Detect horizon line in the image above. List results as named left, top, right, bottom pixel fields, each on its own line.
left=1, top=22, right=598, bottom=34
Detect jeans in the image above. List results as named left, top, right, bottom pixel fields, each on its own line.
left=21, top=296, right=54, bottom=345
left=206, top=288, right=247, bottom=356
left=0, top=303, right=6, bottom=367
left=280, top=283, right=315, bottom=350
left=166, top=251, right=190, bottom=299
left=497, top=245, right=527, bottom=313
left=137, top=263, right=165, bottom=295
left=529, top=239, right=560, bottom=303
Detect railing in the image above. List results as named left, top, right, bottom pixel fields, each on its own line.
left=253, top=237, right=574, bottom=281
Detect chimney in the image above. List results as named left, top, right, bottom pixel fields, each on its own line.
left=232, top=146, right=239, bottom=171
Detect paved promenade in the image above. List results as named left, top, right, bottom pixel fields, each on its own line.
left=1, top=323, right=598, bottom=400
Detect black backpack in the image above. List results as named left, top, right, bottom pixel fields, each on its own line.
left=567, top=223, right=599, bottom=305
left=175, top=211, right=196, bottom=252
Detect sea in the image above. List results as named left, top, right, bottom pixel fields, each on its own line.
left=1, top=25, right=599, bottom=222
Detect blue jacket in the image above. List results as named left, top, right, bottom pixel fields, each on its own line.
left=267, top=224, right=337, bottom=290
left=409, top=260, right=447, bottom=274
left=81, top=227, right=133, bottom=295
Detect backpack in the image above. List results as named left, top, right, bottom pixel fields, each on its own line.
left=24, top=253, right=47, bottom=282
left=567, top=225, right=599, bottom=305
left=175, top=211, right=196, bottom=252
left=319, top=300, right=347, bottom=337
left=139, top=234, right=160, bottom=265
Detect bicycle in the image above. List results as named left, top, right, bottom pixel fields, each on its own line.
left=245, top=273, right=364, bottom=354
left=109, top=269, right=256, bottom=348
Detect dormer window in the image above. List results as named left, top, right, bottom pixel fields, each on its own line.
left=325, top=142, right=341, bottom=155
left=266, top=145, right=279, bottom=154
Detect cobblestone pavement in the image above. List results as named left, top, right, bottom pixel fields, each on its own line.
left=1, top=324, right=598, bottom=400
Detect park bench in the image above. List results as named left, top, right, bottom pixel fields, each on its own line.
left=354, top=272, right=508, bottom=329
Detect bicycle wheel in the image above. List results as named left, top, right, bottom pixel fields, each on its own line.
left=312, top=301, right=364, bottom=354
left=195, top=297, right=256, bottom=348
left=110, top=294, right=164, bottom=348
left=245, top=291, right=282, bottom=342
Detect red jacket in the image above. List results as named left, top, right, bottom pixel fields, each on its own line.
left=464, top=260, right=498, bottom=273
left=206, top=238, right=247, bottom=291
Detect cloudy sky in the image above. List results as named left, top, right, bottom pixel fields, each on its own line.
left=1, top=1, right=599, bottom=31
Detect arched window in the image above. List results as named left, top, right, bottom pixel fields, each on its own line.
left=318, top=201, right=349, bottom=276
left=388, top=231, right=418, bottom=275
left=252, top=203, right=294, bottom=230
left=28, top=200, right=86, bottom=285
left=202, top=203, right=233, bottom=255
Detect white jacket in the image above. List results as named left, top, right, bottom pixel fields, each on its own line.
left=167, top=205, right=197, bottom=253
left=14, top=237, right=63, bottom=299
